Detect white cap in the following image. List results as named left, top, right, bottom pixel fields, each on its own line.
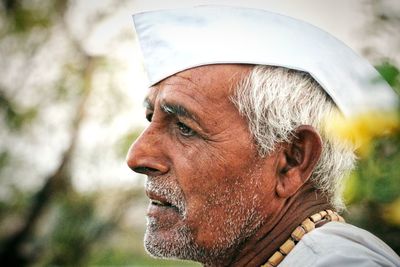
left=132, top=6, right=398, bottom=116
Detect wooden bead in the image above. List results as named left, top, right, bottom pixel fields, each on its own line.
left=326, top=209, right=334, bottom=215
left=291, top=226, right=306, bottom=241
left=329, top=213, right=339, bottom=221
left=268, top=251, right=285, bottom=266
left=301, top=218, right=315, bottom=233
left=319, top=210, right=328, bottom=218
left=310, top=213, right=322, bottom=222
left=332, top=213, right=339, bottom=221
left=280, top=239, right=295, bottom=255
left=261, top=263, right=274, bottom=267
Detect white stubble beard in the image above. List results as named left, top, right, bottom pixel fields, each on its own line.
left=144, top=167, right=264, bottom=265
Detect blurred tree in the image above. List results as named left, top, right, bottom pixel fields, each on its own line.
left=0, top=0, right=141, bottom=266
left=343, top=0, right=400, bottom=254
left=1, top=0, right=96, bottom=265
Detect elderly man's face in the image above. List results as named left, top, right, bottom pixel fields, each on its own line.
left=126, top=65, right=281, bottom=263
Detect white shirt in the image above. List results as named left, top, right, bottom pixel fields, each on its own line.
left=280, top=222, right=400, bottom=266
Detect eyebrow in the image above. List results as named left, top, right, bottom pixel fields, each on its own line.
left=143, top=97, right=197, bottom=121
left=161, top=102, right=197, bottom=121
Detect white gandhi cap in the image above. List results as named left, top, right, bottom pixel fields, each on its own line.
left=132, top=5, right=398, bottom=117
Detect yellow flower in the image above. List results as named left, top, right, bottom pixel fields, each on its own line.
left=324, top=110, right=399, bottom=157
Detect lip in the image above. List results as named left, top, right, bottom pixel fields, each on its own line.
left=146, top=190, right=180, bottom=214
left=146, top=190, right=172, bottom=206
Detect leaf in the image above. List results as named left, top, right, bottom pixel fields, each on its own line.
left=375, top=62, right=400, bottom=89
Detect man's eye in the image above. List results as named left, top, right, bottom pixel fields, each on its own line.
left=177, top=122, right=195, bottom=137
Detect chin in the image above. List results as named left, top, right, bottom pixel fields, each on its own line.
left=144, top=219, right=197, bottom=259
left=144, top=219, right=243, bottom=265
left=144, top=221, right=229, bottom=265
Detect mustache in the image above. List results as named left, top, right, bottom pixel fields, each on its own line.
left=145, top=178, right=186, bottom=215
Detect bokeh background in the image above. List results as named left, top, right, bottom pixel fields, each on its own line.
left=0, top=0, right=399, bottom=266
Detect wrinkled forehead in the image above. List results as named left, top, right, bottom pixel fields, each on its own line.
left=146, top=64, right=253, bottom=104
left=132, top=6, right=398, bottom=117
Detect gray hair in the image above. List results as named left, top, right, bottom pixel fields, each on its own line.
left=231, top=65, right=356, bottom=210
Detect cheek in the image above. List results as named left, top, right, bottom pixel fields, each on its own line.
left=176, top=143, right=240, bottom=201
left=179, top=151, right=265, bottom=246
left=186, top=172, right=265, bottom=249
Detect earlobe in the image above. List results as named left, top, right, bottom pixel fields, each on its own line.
left=276, top=125, right=322, bottom=198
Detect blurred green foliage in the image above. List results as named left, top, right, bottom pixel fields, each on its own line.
left=0, top=92, right=38, bottom=130
left=2, top=0, right=66, bottom=34
left=117, top=130, right=142, bottom=158
left=344, top=61, right=400, bottom=253
left=376, top=62, right=400, bottom=90
left=41, top=193, right=112, bottom=266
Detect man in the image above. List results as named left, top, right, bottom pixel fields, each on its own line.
left=126, top=6, right=400, bottom=266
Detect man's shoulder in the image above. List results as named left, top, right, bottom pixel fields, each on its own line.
left=280, top=222, right=400, bottom=267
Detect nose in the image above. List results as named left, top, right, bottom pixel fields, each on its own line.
left=126, top=126, right=169, bottom=176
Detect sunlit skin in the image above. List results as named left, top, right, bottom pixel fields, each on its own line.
left=126, top=64, right=332, bottom=266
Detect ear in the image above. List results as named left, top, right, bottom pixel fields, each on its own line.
left=275, top=125, right=322, bottom=198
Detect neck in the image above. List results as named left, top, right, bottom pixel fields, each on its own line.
left=229, top=184, right=332, bottom=267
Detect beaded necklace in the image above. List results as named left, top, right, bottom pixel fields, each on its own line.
left=261, top=210, right=345, bottom=267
